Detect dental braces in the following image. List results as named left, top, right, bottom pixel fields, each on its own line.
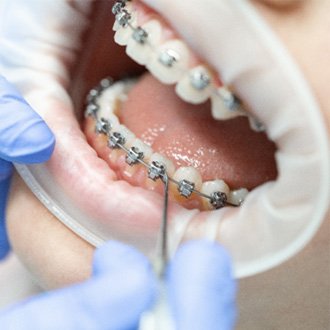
left=85, top=77, right=244, bottom=209
left=111, top=0, right=264, bottom=130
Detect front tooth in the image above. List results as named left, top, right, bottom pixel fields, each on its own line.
left=175, top=66, right=213, bottom=104
left=173, top=166, right=202, bottom=197
left=201, top=180, right=230, bottom=210
left=211, top=87, right=245, bottom=120
left=113, top=4, right=137, bottom=46
left=228, top=188, right=248, bottom=206
left=126, top=20, right=162, bottom=65
left=97, top=80, right=136, bottom=118
left=149, top=153, right=176, bottom=177
left=146, top=39, right=190, bottom=84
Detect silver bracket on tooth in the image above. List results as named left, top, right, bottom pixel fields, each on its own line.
left=116, top=9, right=131, bottom=27
left=178, top=179, right=195, bottom=198
left=85, top=103, right=99, bottom=118
left=158, top=49, right=179, bottom=68
left=95, top=118, right=111, bottom=135
left=108, top=132, right=126, bottom=149
left=87, top=78, right=247, bottom=210
left=132, top=27, right=148, bottom=44
left=218, top=88, right=241, bottom=111
left=112, top=1, right=125, bottom=15
left=210, top=191, right=227, bottom=209
left=126, top=146, right=144, bottom=165
left=190, top=71, right=211, bottom=90
left=86, top=87, right=101, bottom=103
left=148, top=161, right=166, bottom=181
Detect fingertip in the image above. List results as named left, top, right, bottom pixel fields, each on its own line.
left=168, top=240, right=237, bottom=330
left=16, top=120, right=55, bottom=163
left=0, top=159, right=13, bottom=181
left=0, top=176, right=11, bottom=260
left=93, top=240, right=152, bottom=276
left=173, top=240, right=233, bottom=278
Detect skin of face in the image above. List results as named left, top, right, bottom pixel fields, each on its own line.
left=5, top=0, right=330, bottom=328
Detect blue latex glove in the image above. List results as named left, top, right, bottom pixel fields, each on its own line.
left=168, top=240, right=237, bottom=330
left=0, top=76, right=55, bottom=259
left=0, top=240, right=236, bottom=330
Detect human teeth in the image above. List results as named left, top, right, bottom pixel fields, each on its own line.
left=228, top=188, right=248, bottom=206
left=126, top=20, right=162, bottom=65
left=210, top=87, right=245, bottom=120
left=146, top=39, right=190, bottom=84
left=127, top=138, right=153, bottom=161
left=149, top=153, right=175, bottom=177
left=113, top=4, right=137, bottom=46
left=175, top=66, right=213, bottom=104
left=201, top=179, right=230, bottom=196
left=248, top=116, right=266, bottom=132
left=97, top=79, right=136, bottom=117
left=113, top=124, right=135, bottom=146
left=201, top=180, right=230, bottom=210
left=173, top=166, right=202, bottom=197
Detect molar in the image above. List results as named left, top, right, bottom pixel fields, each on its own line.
left=126, top=20, right=162, bottom=65
left=146, top=39, right=190, bottom=84
left=228, top=188, right=248, bottom=206
left=175, top=66, right=213, bottom=104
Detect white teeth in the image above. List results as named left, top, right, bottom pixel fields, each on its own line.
left=201, top=179, right=230, bottom=196
left=146, top=39, right=190, bottom=84
left=115, top=124, right=136, bottom=145
left=97, top=79, right=136, bottom=118
left=248, top=116, right=266, bottom=132
left=149, top=153, right=176, bottom=177
left=113, top=4, right=137, bottom=46
left=107, top=113, right=120, bottom=130
left=228, top=188, right=248, bottom=206
left=210, top=87, right=245, bottom=120
left=127, top=138, right=153, bottom=161
left=175, top=66, right=213, bottom=104
left=201, top=179, right=230, bottom=210
left=173, top=166, right=202, bottom=191
left=126, top=20, right=162, bottom=65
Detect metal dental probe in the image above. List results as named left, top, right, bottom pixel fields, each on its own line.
left=138, top=172, right=176, bottom=330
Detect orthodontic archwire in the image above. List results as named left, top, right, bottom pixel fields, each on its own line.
left=85, top=77, right=242, bottom=210
left=111, top=0, right=265, bottom=131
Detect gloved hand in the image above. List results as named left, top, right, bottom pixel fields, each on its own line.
left=0, top=76, right=55, bottom=259
left=0, top=240, right=236, bottom=330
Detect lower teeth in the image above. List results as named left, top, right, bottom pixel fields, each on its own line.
left=85, top=77, right=248, bottom=210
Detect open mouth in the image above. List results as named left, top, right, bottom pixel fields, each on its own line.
left=83, top=0, right=277, bottom=212
left=15, top=0, right=329, bottom=277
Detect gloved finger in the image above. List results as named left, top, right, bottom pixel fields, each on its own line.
left=168, top=240, right=237, bottom=330
left=0, top=241, right=156, bottom=330
left=0, top=158, right=12, bottom=182
left=0, top=76, right=55, bottom=164
left=0, top=177, right=11, bottom=259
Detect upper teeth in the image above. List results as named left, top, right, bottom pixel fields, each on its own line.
left=111, top=1, right=265, bottom=132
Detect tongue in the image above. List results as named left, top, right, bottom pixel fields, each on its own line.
left=120, top=73, right=277, bottom=189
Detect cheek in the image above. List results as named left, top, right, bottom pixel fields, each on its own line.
left=6, top=174, right=95, bottom=290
